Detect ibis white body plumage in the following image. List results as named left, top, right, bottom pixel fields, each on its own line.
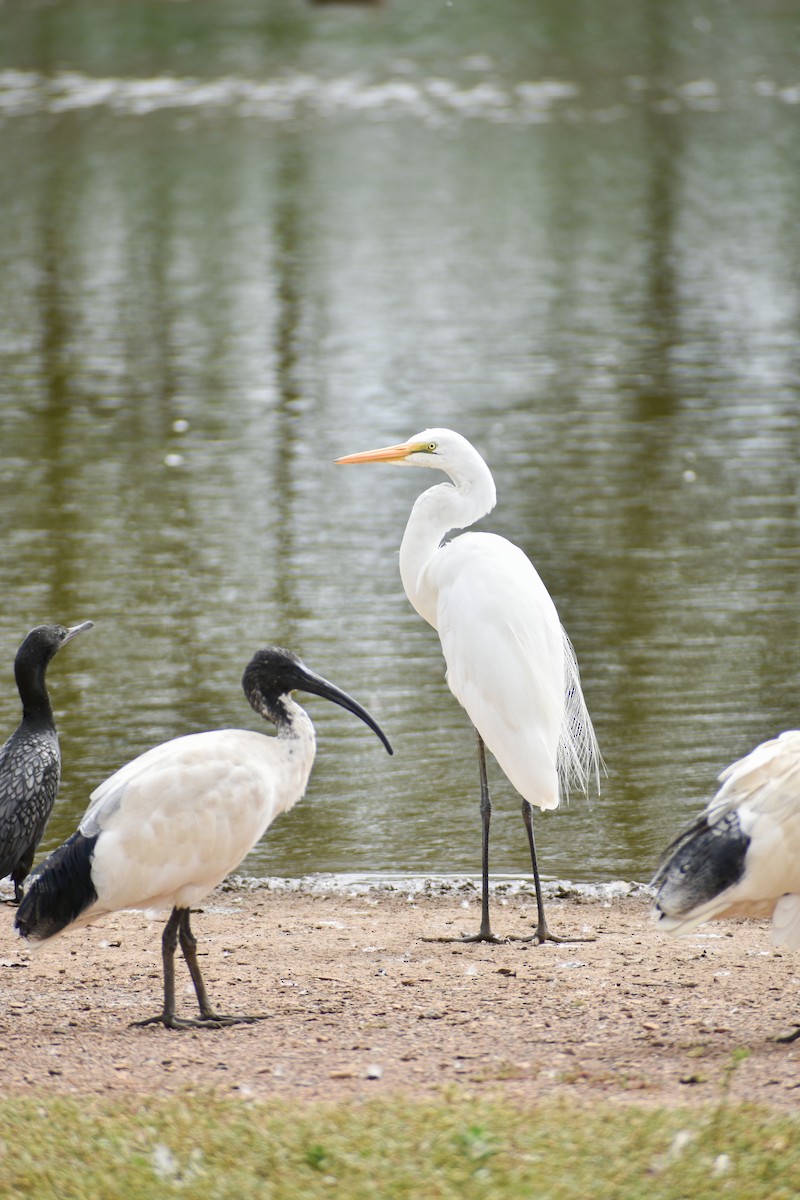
left=653, top=730, right=800, bottom=1041
left=654, top=730, right=800, bottom=944
left=80, top=725, right=315, bottom=923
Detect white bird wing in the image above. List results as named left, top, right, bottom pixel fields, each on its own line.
left=425, top=532, right=566, bottom=810
left=709, top=730, right=800, bottom=831
left=667, top=731, right=800, bottom=935
left=79, top=730, right=289, bottom=915
left=80, top=736, right=196, bottom=837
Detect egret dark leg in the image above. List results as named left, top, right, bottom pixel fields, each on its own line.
left=423, top=730, right=505, bottom=944
left=776, top=1026, right=800, bottom=1044
left=132, top=906, right=267, bottom=1030
left=510, top=802, right=596, bottom=945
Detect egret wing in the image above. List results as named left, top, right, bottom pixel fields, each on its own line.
left=428, top=533, right=565, bottom=809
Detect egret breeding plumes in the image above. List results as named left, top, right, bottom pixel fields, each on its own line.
left=336, top=428, right=600, bottom=943
left=16, top=646, right=393, bottom=1030
left=652, top=730, right=800, bottom=1042
left=0, top=622, right=94, bottom=903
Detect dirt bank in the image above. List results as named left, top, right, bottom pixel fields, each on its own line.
left=1, top=879, right=798, bottom=1108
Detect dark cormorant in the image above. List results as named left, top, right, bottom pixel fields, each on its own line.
left=0, top=621, right=93, bottom=902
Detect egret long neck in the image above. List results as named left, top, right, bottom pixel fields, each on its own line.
left=399, top=458, right=496, bottom=629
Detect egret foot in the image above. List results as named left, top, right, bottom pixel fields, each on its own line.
left=509, top=922, right=597, bottom=945
left=776, top=1026, right=800, bottom=1044
left=132, top=1012, right=268, bottom=1031
left=421, top=930, right=507, bottom=945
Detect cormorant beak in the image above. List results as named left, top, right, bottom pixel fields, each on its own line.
left=296, top=664, right=393, bottom=756
left=63, top=621, right=94, bottom=643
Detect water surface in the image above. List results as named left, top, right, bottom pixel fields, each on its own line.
left=1, top=0, right=800, bottom=886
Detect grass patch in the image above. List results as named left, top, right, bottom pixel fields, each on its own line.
left=0, top=1090, right=797, bottom=1199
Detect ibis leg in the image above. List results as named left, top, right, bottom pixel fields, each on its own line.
left=132, top=906, right=182, bottom=1027
left=132, top=906, right=267, bottom=1030
left=178, top=908, right=265, bottom=1026
left=178, top=908, right=218, bottom=1020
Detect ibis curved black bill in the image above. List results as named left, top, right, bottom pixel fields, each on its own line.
left=297, top=666, right=393, bottom=756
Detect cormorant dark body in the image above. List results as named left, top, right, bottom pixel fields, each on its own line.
left=0, top=622, right=93, bottom=902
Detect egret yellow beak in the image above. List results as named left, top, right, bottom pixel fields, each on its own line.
left=335, top=441, right=418, bottom=465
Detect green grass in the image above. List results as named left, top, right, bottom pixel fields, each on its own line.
left=0, top=1090, right=798, bottom=1200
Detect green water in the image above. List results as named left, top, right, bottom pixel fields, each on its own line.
left=1, top=0, right=800, bottom=885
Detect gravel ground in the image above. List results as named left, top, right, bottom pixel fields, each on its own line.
left=1, top=879, right=799, bottom=1108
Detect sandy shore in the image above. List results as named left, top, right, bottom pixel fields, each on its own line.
left=1, top=878, right=799, bottom=1108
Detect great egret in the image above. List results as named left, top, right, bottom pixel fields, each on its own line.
left=16, top=646, right=393, bottom=1029
left=652, top=730, right=800, bottom=1042
left=0, top=622, right=94, bottom=903
left=336, top=428, right=600, bottom=943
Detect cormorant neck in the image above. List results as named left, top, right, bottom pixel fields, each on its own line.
left=16, top=659, right=55, bottom=727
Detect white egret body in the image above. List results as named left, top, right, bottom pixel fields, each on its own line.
left=17, top=647, right=392, bottom=1029
left=653, top=730, right=800, bottom=1041
left=337, top=428, right=599, bottom=942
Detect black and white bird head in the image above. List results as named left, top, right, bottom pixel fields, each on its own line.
left=242, top=646, right=393, bottom=754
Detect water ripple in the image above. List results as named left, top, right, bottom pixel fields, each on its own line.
left=1, top=67, right=795, bottom=125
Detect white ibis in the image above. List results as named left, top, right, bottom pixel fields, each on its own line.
left=653, top=730, right=800, bottom=1042
left=16, top=646, right=392, bottom=1029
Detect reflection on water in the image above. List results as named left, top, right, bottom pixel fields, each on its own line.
left=1, top=0, right=800, bottom=886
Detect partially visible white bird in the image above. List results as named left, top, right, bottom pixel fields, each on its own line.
left=652, top=730, right=800, bottom=1042
left=336, top=428, right=600, bottom=943
left=16, top=646, right=392, bottom=1029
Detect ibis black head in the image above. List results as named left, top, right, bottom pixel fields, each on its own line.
left=242, top=646, right=393, bottom=755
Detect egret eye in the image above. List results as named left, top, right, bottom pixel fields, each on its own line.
left=427, top=442, right=437, bottom=452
